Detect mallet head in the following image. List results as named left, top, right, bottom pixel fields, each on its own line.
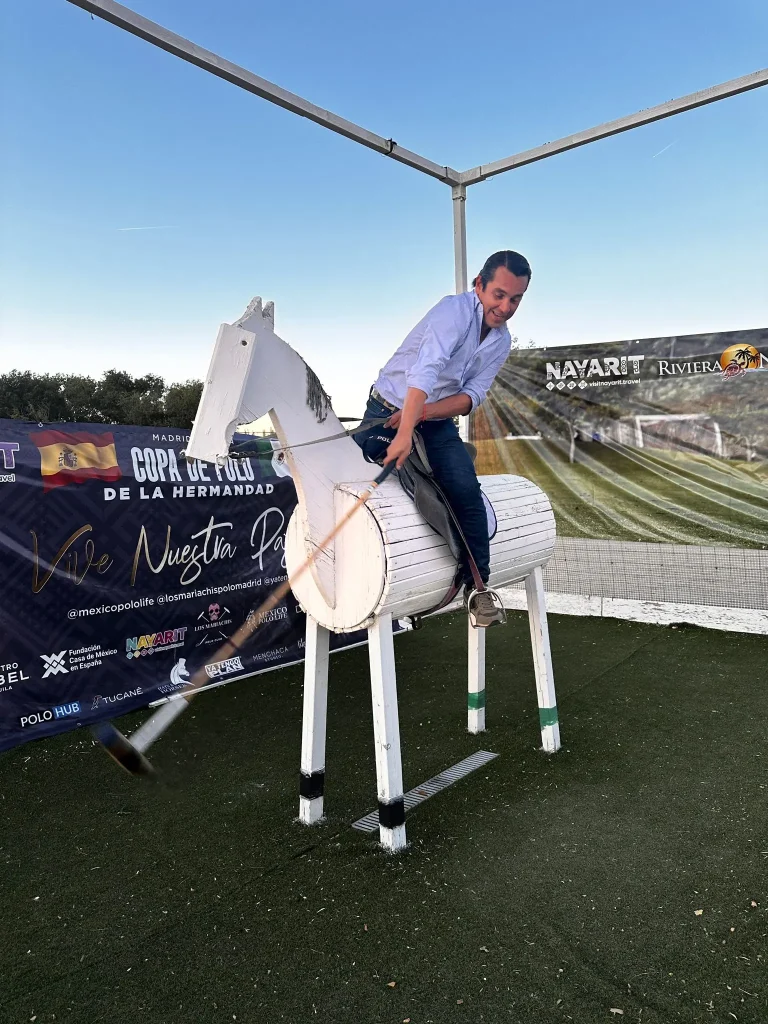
left=91, top=722, right=157, bottom=779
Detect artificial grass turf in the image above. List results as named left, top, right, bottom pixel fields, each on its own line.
left=1, top=612, right=766, bottom=1024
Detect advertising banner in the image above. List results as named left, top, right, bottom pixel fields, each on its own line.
left=0, top=421, right=360, bottom=753
left=472, top=328, right=768, bottom=549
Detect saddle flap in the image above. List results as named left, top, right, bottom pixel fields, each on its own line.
left=398, top=451, right=463, bottom=560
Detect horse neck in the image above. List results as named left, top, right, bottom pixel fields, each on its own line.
left=257, top=335, right=370, bottom=609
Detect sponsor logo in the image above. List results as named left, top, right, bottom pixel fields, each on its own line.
left=170, top=658, right=191, bottom=687
left=40, top=645, right=117, bottom=677
left=196, top=631, right=228, bottom=649
left=205, top=656, right=245, bottom=680
left=40, top=651, right=69, bottom=678
left=91, top=688, right=143, bottom=710
left=0, top=442, right=19, bottom=469
left=194, top=603, right=233, bottom=648
left=0, top=662, right=30, bottom=692
left=656, top=346, right=766, bottom=380
left=656, top=359, right=720, bottom=377
left=21, top=702, right=80, bottom=728
left=719, top=344, right=765, bottom=379
left=251, top=646, right=290, bottom=664
left=30, top=430, right=121, bottom=493
left=196, top=603, right=232, bottom=629
left=546, top=355, right=645, bottom=383
left=0, top=441, right=19, bottom=482
left=125, top=626, right=187, bottom=659
left=157, top=658, right=192, bottom=695
left=246, top=604, right=288, bottom=628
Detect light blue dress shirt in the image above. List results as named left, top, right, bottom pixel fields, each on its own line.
left=373, top=290, right=511, bottom=412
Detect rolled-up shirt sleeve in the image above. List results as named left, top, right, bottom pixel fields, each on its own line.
left=404, top=298, right=466, bottom=397
left=462, top=346, right=510, bottom=411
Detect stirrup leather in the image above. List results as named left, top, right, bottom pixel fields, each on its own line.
left=465, top=587, right=507, bottom=628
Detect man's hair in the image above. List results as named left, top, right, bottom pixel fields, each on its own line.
left=472, top=250, right=531, bottom=288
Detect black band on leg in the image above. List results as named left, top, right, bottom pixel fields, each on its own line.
left=378, top=798, right=405, bottom=829
left=299, top=770, right=325, bottom=799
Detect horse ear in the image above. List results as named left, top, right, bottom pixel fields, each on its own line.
left=234, top=296, right=262, bottom=327
left=263, top=301, right=275, bottom=328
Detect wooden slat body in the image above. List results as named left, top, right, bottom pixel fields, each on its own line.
left=286, top=473, right=556, bottom=632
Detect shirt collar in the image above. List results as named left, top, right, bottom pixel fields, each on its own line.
left=466, top=289, right=509, bottom=343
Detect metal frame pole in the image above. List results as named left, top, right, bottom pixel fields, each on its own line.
left=66, top=1, right=767, bottom=327
left=64, top=0, right=460, bottom=184
left=459, top=67, right=768, bottom=186
left=452, top=184, right=470, bottom=440
left=452, top=184, right=468, bottom=293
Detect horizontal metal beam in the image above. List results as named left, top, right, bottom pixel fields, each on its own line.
left=459, top=67, right=768, bottom=186
left=65, top=1, right=767, bottom=193
left=66, top=0, right=460, bottom=185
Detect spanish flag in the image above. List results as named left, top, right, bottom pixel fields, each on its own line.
left=30, top=430, right=122, bottom=493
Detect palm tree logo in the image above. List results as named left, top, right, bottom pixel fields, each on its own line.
left=719, top=343, right=763, bottom=379
left=733, top=346, right=760, bottom=368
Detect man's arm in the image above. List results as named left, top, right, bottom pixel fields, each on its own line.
left=461, top=344, right=511, bottom=413
left=384, top=390, right=473, bottom=467
left=383, top=296, right=472, bottom=467
left=386, top=392, right=471, bottom=430
left=403, top=298, right=467, bottom=397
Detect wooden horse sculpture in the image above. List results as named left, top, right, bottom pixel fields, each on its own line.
left=185, top=297, right=561, bottom=851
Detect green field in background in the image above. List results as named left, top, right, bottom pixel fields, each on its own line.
left=476, top=439, right=768, bottom=547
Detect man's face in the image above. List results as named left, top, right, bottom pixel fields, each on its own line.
left=474, top=266, right=529, bottom=329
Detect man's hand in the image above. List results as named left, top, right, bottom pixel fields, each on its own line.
left=385, top=409, right=402, bottom=429
left=386, top=404, right=433, bottom=429
left=383, top=386, right=425, bottom=466
left=384, top=431, right=413, bottom=469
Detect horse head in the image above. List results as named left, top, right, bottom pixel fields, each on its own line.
left=187, top=297, right=371, bottom=607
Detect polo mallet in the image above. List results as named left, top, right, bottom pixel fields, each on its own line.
left=91, top=461, right=397, bottom=778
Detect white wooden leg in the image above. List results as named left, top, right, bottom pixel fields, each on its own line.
left=468, top=619, right=486, bottom=733
left=299, top=616, right=330, bottom=824
left=368, top=613, right=406, bottom=852
left=525, top=566, right=561, bottom=753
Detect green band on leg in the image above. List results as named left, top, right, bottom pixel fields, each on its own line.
left=539, top=706, right=558, bottom=728
left=468, top=691, right=486, bottom=710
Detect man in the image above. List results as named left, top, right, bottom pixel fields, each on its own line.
left=355, top=250, right=531, bottom=628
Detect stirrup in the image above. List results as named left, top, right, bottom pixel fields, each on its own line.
left=465, top=587, right=507, bottom=629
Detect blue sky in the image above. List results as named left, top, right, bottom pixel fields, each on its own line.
left=1, top=0, right=766, bottom=416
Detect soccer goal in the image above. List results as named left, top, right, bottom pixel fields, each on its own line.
left=629, top=414, right=724, bottom=457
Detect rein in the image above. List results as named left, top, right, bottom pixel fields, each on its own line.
left=228, top=415, right=392, bottom=459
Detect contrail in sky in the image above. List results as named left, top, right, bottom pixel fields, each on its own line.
left=117, top=225, right=173, bottom=232
left=651, top=142, right=676, bottom=159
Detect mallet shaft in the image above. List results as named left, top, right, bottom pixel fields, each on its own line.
left=152, top=462, right=395, bottom=707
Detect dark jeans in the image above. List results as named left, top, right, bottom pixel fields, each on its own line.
left=355, top=394, right=489, bottom=587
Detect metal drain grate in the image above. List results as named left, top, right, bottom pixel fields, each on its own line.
left=351, top=750, right=499, bottom=832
